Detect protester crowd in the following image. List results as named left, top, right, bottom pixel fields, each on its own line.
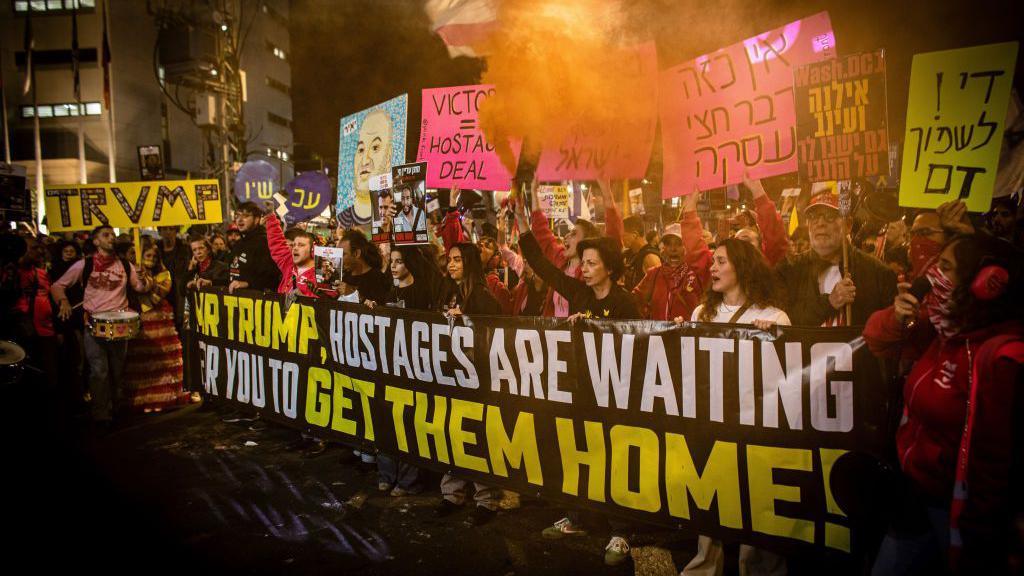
left=1, top=176, right=1022, bottom=575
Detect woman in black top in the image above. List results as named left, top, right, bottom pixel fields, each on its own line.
left=366, top=245, right=443, bottom=312
left=443, top=242, right=502, bottom=317
left=436, top=241, right=504, bottom=525
left=516, top=204, right=638, bottom=564
left=519, top=231, right=639, bottom=320
left=339, top=229, right=390, bottom=304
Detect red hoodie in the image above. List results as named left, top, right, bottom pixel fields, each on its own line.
left=863, top=306, right=1023, bottom=553
left=266, top=213, right=319, bottom=297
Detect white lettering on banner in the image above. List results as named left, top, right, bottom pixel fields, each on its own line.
left=516, top=330, right=546, bottom=400
left=431, top=323, right=455, bottom=387
left=359, top=315, right=377, bottom=371
left=700, top=337, right=735, bottom=423
left=490, top=328, right=519, bottom=394
left=641, top=336, right=678, bottom=416
left=199, top=341, right=219, bottom=395
left=809, top=342, right=854, bottom=432
left=236, top=352, right=250, bottom=403
left=680, top=336, right=696, bottom=418
left=374, top=315, right=392, bottom=376
left=392, top=319, right=414, bottom=379
left=761, top=342, right=804, bottom=430
left=584, top=332, right=635, bottom=409
left=412, top=321, right=433, bottom=382
left=226, top=348, right=238, bottom=400
left=545, top=330, right=573, bottom=404
left=451, top=326, right=479, bottom=389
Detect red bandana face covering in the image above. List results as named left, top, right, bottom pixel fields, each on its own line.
left=923, top=264, right=958, bottom=339
left=909, top=236, right=943, bottom=279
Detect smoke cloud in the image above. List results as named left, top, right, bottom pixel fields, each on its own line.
left=477, top=0, right=658, bottom=177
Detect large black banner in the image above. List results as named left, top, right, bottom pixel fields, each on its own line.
left=188, top=289, right=891, bottom=555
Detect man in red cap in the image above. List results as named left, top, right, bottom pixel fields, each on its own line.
left=775, top=189, right=896, bottom=326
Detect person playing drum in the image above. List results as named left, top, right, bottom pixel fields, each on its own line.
left=51, top=225, right=152, bottom=428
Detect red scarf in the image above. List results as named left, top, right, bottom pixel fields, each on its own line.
left=199, top=258, right=212, bottom=274
left=93, top=252, right=117, bottom=273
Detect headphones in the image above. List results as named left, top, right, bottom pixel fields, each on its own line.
left=970, top=263, right=1010, bottom=301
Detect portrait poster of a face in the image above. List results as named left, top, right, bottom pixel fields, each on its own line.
left=336, top=94, right=408, bottom=236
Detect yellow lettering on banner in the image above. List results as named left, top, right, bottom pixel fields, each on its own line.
left=351, top=378, right=375, bottom=441
left=330, top=372, right=356, bottom=436
left=820, top=448, right=851, bottom=552
left=273, top=301, right=299, bottom=352
left=305, top=367, right=331, bottom=428
left=555, top=418, right=606, bottom=502
left=223, top=296, right=238, bottom=340
left=200, top=292, right=219, bottom=337
left=254, top=299, right=272, bottom=347
left=485, top=406, right=543, bottom=486
left=238, top=297, right=255, bottom=345
left=609, top=425, right=661, bottom=513
left=299, top=304, right=318, bottom=354
left=449, top=399, right=489, bottom=473
left=385, top=386, right=415, bottom=452
left=414, top=391, right=449, bottom=464
left=747, top=445, right=815, bottom=544
left=665, top=435, right=742, bottom=528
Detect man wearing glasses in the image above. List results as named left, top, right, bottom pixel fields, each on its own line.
left=775, top=192, right=897, bottom=326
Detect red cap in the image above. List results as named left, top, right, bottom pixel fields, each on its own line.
left=805, top=192, right=840, bottom=212
left=227, top=224, right=240, bottom=232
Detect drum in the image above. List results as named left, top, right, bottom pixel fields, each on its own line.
left=0, top=340, right=26, bottom=386
left=89, top=310, right=141, bottom=341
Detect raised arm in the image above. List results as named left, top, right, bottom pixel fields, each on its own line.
left=679, top=191, right=712, bottom=281
left=746, top=176, right=789, bottom=266
left=265, top=213, right=293, bottom=274
left=600, top=180, right=624, bottom=246
left=519, top=231, right=583, bottom=305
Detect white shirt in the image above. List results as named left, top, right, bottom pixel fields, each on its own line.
left=394, top=208, right=424, bottom=233
left=691, top=302, right=791, bottom=326
left=818, top=264, right=842, bottom=295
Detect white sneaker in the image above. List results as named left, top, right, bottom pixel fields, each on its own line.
left=541, top=517, right=586, bottom=538
left=604, top=536, right=630, bottom=566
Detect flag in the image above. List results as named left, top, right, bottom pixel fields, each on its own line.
left=71, top=7, right=81, bottom=102
left=788, top=205, right=800, bottom=236
left=21, top=3, right=34, bottom=96
left=102, top=0, right=112, bottom=109
left=425, top=0, right=498, bottom=58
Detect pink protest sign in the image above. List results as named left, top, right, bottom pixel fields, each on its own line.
left=659, top=12, right=836, bottom=198
left=417, top=84, right=520, bottom=191
left=536, top=42, right=659, bottom=181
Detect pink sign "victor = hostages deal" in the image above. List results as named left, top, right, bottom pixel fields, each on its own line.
left=418, top=84, right=521, bottom=191
left=659, top=11, right=836, bottom=197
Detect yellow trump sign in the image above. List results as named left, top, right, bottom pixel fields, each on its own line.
left=44, top=180, right=223, bottom=232
left=899, top=42, right=1018, bottom=212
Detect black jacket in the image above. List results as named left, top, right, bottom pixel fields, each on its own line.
left=228, top=226, right=281, bottom=291
left=775, top=244, right=897, bottom=326
left=521, top=232, right=640, bottom=320
left=195, top=259, right=229, bottom=287
left=444, top=279, right=502, bottom=316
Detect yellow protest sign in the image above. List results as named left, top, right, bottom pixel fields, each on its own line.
left=899, top=42, right=1018, bottom=212
left=44, top=179, right=224, bottom=232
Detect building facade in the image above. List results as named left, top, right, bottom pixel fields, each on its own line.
left=0, top=0, right=293, bottom=224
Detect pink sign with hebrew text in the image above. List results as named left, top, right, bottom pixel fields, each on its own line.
left=659, top=12, right=836, bottom=197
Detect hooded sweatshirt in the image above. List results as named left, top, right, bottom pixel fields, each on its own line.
left=228, top=225, right=281, bottom=292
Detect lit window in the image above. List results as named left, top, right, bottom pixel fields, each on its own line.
left=85, top=102, right=101, bottom=115
left=47, top=0, right=62, bottom=9
left=14, top=1, right=28, bottom=11
left=37, top=106, right=53, bottom=118
left=80, top=0, right=95, bottom=6
left=21, top=106, right=34, bottom=118
left=53, top=105, right=69, bottom=117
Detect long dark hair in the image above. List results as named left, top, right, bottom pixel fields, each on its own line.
left=448, top=242, right=488, bottom=303
left=392, top=244, right=445, bottom=309
left=944, top=233, right=1023, bottom=331
left=699, top=238, right=780, bottom=322
left=341, top=229, right=383, bottom=271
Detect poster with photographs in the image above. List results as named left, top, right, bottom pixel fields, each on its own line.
left=137, top=145, right=165, bottom=181
left=390, top=162, right=429, bottom=245
left=314, top=246, right=344, bottom=294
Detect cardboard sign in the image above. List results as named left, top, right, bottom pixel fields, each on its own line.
left=536, top=42, right=659, bottom=181
left=899, top=42, right=1018, bottom=212
left=537, top=185, right=570, bottom=219
left=659, top=12, right=836, bottom=197
left=0, top=162, right=30, bottom=222
left=44, top=180, right=223, bottom=232
left=795, top=50, right=889, bottom=182
left=336, top=94, right=408, bottom=231
left=418, top=84, right=520, bottom=190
